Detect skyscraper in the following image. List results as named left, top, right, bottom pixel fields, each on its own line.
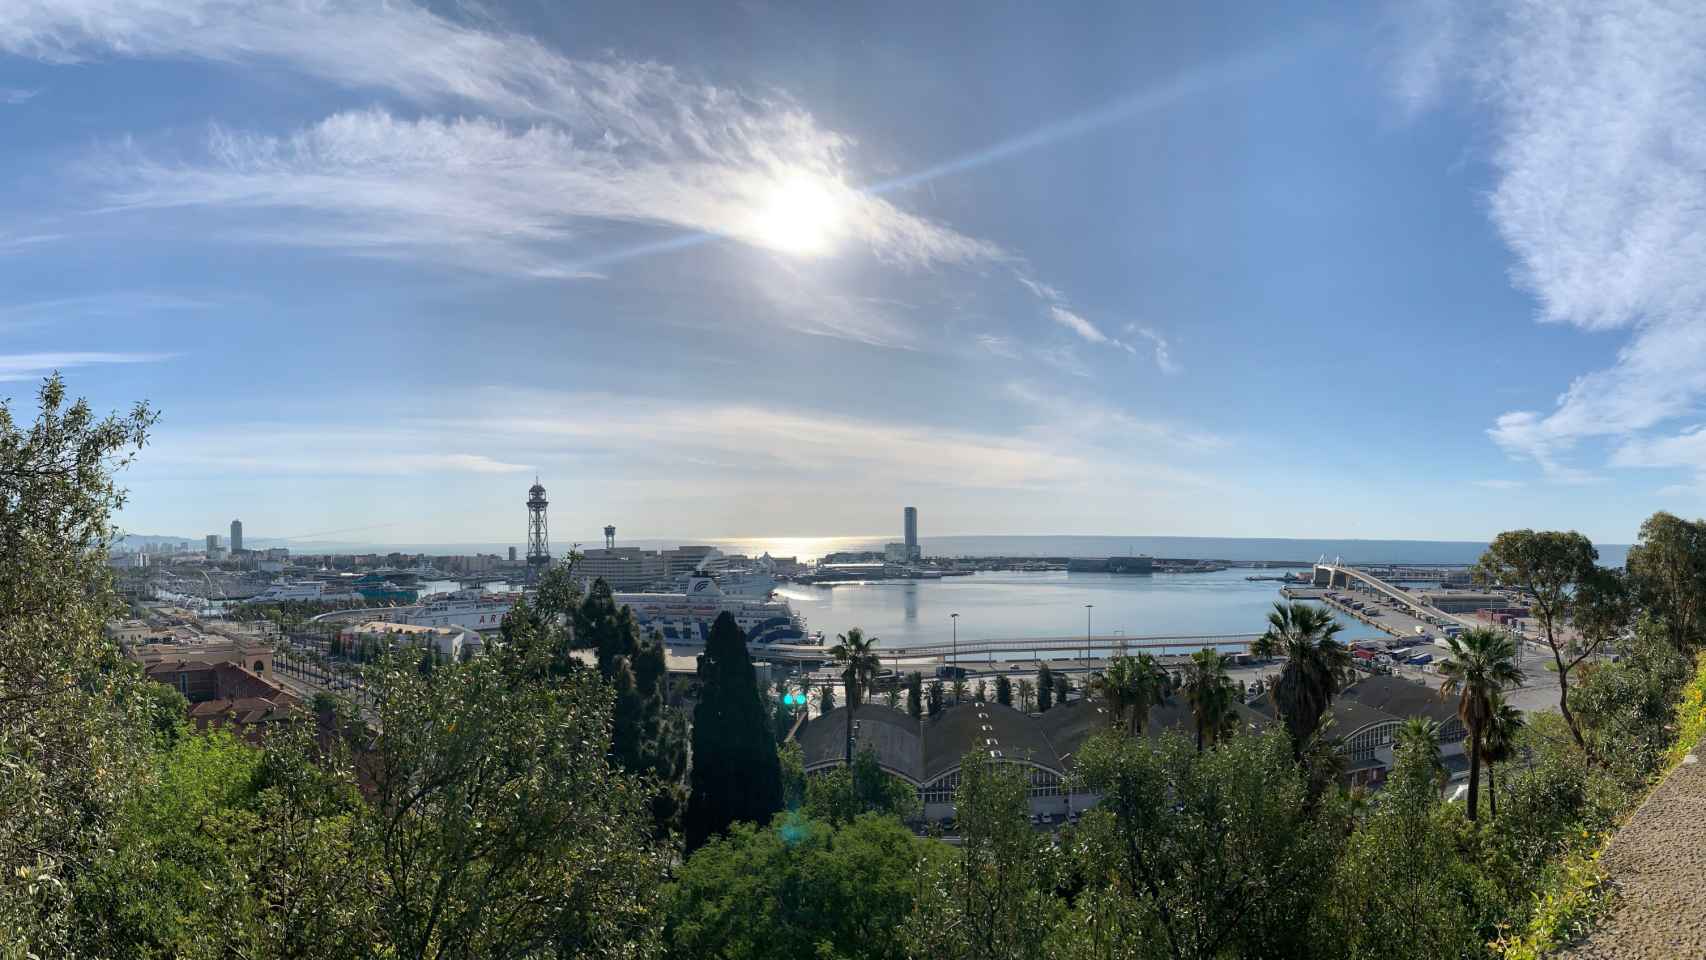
left=904, top=506, right=919, bottom=561
left=230, top=518, right=243, bottom=553
left=205, top=533, right=220, bottom=558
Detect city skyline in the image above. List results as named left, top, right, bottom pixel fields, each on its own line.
left=2, top=1, right=1703, bottom=544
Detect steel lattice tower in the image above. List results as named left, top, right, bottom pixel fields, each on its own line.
left=526, top=479, right=551, bottom=578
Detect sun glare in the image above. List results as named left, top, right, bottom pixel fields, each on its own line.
left=751, top=174, right=845, bottom=257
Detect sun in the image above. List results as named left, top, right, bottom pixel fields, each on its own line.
left=751, top=174, right=845, bottom=257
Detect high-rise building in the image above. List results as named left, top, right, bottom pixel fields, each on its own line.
left=230, top=518, right=243, bottom=553
left=904, top=506, right=919, bottom=560
left=507, top=546, right=517, bottom=562
left=205, top=534, right=220, bottom=558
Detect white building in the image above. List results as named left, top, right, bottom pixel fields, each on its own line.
left=339, top=621, right=479, bottom=661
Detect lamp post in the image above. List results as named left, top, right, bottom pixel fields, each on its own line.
left=1084, top=604, right=1093, bottom=674
left=951, top=612, right=959, bottom=677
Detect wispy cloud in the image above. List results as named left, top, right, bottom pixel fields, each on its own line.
left=1397, top=1, right=1706, bottom=482
left=11, top=2, right=995, bottom=277
left=1016, top=274, right=1177, bottom=373
left=1049, top=305, right=1113, bottom=345
left=976, top=334, right=1020, bottom=359
left=0, top=87, right=36, bottom=104
left=145, top=426, right=531, bottom=476
left=1124, top=323, right=1178, bottom=374
left=0, top=351, right=174, bottom=381
left=1471, top=479, right=1525, bottom=491
left=1004, top=381, right=1226, bottom=452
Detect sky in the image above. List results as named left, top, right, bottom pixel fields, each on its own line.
left=1, top=0, right=1702, bottom=548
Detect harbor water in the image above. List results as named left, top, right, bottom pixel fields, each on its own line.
left=773, top=568, right=1388, bottom=652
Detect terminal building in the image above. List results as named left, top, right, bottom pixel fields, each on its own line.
left=798, top=673, right=1471, bottom=821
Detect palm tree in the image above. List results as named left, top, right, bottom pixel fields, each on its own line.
left=883, top=682, right=901, bottom=711
left=1438, top=627, right=1525, bottom=821
left=1090, top=654, right=1170, bottom=737
left=950, top=677, right=968, bottom=704
left=1252, top=601, right=1354, bottom=760
left=1181, top=648, right=1236, bottom=752
left=1480, top=692, right=1525, bottom=821
left=1017, top=678, right=1035, bottom=713
left=829, top=628, right=881, bottom=764
left=1393, top=716, right=1447, bottom=788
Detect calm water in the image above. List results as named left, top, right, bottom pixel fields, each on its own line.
left=774, top=568, right=1387, bottom=650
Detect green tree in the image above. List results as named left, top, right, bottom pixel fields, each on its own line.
left=1393, top=716, right=1446, bottom=789
left=1475, top=529, right=1598, bottom=751
left=577, top=577, right=639, bottom=680
left=664, top=814, right=936, bottom=960
left=1017, top=678, right=1035, bottom=713
left=1038, top=664, right=1055, bottom=713
left=1437, top=627, right=1525, bottom=821
left=803, top=746, right=919, bottom=825
left=829, top=627, right=881, bottom=764
left=1480, top=692, right=1525, bottom=821
left=0, top=375, right=154, bottom=951
left=1181, top=648, right=1237, bottom=752
left=994, top=674, right=1012, bottom=707
left=927, top=679, right=944, bottom=717
left=1090, top=654, right=1170, bottom=737
left=778, top=740, right=806, bottom=810
left=907, top=671, right=923, bottom=721
left=1625, top=511, right=1706, bottom=652
left=685, top=612, right=783, bottom=851
left=368, top=649, right=667, bottom=958
left=1252, top=601, right=1353, bottom=760
left=1064, top=730, right=1339, bottom=960
left=905, top=758, right=1057, bottom=959
left=950, top=676, right=968, bottom=704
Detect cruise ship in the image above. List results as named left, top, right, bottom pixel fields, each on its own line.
left=616, top=576, right=807, bottom=646
left=249, top=581, right=331, bottom=602
left=393, top=578, right=810, bottom=646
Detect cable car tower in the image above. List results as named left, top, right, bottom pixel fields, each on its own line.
left=526, top=478, right=551, bottom=581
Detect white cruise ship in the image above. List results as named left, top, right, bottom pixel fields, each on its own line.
left=392, top=578, right=810, bottom=646
left=249, top=581, right=328, bottom=602
left=616, top=576, right=808, bottom=646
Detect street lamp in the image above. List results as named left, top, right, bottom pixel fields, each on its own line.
left=1084, top=604, right=1094, bottom=673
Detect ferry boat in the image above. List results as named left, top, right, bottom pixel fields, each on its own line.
left=397, top=589, right=524, bottom=631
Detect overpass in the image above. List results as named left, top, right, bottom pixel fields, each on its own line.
left=1310, top=561, right=1477, bottom=629
left=719, top=632, right=1261, bottom=667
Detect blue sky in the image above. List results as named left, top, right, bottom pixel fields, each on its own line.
left=0, top=0, right=1700, bottom=547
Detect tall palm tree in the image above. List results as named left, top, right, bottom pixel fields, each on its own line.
left=1393, top=716, right=1447, bottom=789
left=950, top=677, right=968, bottom=704
left=829, top=628, right=881, bottom=764
left=1017, top=678, right=1035, bottom=713
left=1480, top=692, right=1525, bottom=821
left=1181, top=648, right=1237, bottom=752
left=1090, top=654, right=1170, bottom=737
left=1438, top=627, right=1525, bottom=821
left=1252, top=601, right=1354, bottom=760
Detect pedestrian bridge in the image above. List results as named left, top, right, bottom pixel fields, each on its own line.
left=1311, top=561, right=1464, bottom=625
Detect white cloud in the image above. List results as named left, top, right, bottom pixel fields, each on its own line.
left=1400, top=1, right=1706, bottom=481
left=145, top=426, right=530, bottom=476
left=1049, top=305, right=1111, bottom=344
left=1125, top=323, right=1178, bottom=374
left=1471, top=479, right=1525, bottom=491
left=9, top=1, right=995, bottom=275
left=0, top=351, right=173, bottom=381
left=976, top=334, right=1020, bottom=359
left=1004, top=381, right=1226, bottom=452
left=0, top=87, right=36, bottom=104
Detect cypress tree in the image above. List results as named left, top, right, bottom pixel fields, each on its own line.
left=1038, top=664, right=1054, bottom=713
left=927, top=679, right=944, bottom=717
left=907, top=671, right=923, bottom=721
left=995, top=674, right=1012, bottom=707
left=685, top=612, right=782, bottom=851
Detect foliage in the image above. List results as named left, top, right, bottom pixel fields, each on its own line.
left=1038, top=663, right=1054, bottom=712
left=994, top=674, right=1011, bottom=707
left=927, top=679, right=944, bottom=717
left=1394, top=716, right=1446, bottom=789
left=907, top=671, right=923, bottom=721
left=1625, top=511, right=1706, bottom=652
left=1180, top=648, right=1237, bottom=751
left=831, top=628, right=882, bottom=764
left=1438, top=628, right=1525, bottom=820
left=802, top=746, right=919, bottom=825
left=663, top=814, right=938, bottom=960
left=1252, top=601, right=1352, bottom=759
left=368, top=649, right=669, bottom=958
left=1062, top=730, right=1340, bottom=960
left=1475, top=529, right=1599, bottom=751
left=0, top=375, right=155, bottom=954
left=685, top=612, right=783, bottom=851
left=1088, top=653, right=1169, bottom=736
left=905, top=756, right=1059, bottom=960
